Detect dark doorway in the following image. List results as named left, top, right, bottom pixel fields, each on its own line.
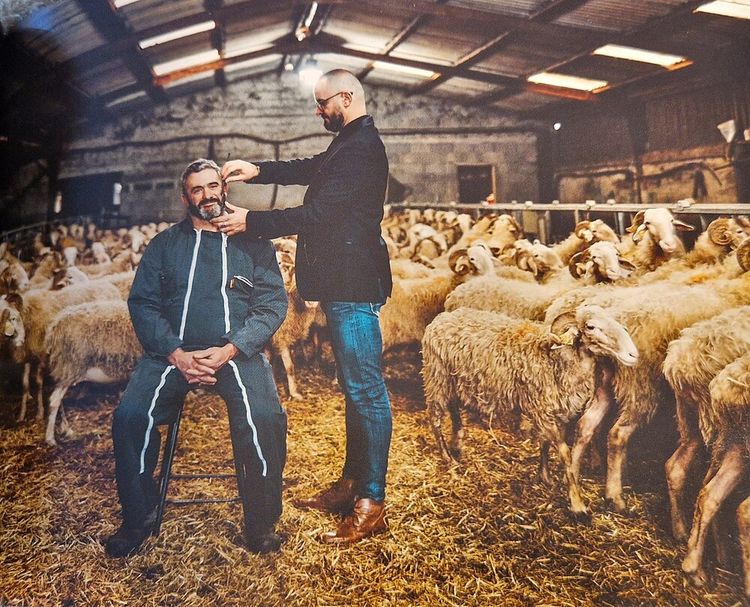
left=58, top=173, right=122, bottom=218
left=457, top=164, right=495, bottom=204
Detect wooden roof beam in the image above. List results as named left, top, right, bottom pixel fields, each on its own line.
left=75, top=0, right=167, bottom=103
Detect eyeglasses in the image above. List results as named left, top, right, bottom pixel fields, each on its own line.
left=315, top=90, right=352, bottom=110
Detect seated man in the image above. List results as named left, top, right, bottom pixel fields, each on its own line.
left=104, top=158, right=288, bottom=557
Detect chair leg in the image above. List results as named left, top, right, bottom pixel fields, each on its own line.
left=152, top=408, right=184, bottom=537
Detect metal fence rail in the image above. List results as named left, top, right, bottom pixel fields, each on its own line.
left=390, top=202, right=749, bottom=244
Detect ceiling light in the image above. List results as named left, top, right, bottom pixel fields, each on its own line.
left=372, top=61, right=436, bottom=78
left=553, top=122, right=562, bottom=131
left=284, top=61, right=295, bottom=71
left=695, top=0, right=750, bottom=19
left=138, top=20, right=215, bottom=49
left=105, top=90, right=147, bottom=107
left=593, top=44, right=689, bottom=68
left=527, top=72, right=608, bottom=92
left=299, top=61, right=322, bottom=88
left=152, top=49, right=220, bottom=76
left=113, top=0, right=142, bottom=7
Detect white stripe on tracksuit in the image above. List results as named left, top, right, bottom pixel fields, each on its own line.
left=139, top=230, right=268, bottom=477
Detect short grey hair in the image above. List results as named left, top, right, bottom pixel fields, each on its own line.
left=181, top=158, right=221, bottom=197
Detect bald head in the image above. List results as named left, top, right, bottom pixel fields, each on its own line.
left=313, top=69, right=367, bottom=132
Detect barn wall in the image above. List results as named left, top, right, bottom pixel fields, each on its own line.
left=3, top=72, right=540, bottom=228
left=552, top=78, right=750, bottom=204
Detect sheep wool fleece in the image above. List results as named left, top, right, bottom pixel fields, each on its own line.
left=113, top=219, right=288, bottom=535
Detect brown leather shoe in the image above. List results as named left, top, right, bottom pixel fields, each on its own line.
left=293, top=478, right=356, bottom=514
left=320, top=498, right=387, bottom=545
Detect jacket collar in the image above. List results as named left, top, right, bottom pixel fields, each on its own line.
left=336, top=114, right=373, bottom=140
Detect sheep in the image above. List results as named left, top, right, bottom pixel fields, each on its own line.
left=422, top=304, right=638, bottom=518
left=27, top=251, right=65, bottom=290
left=15, top=280, right=121, bottom=424
left=551, top=219, right=620, bottom=265
left=663, top=305, right=750, bottom=541
left=681, top=352, right=750, bottom=588
left=623, top=207, right=694, bottom=272
left=389, top=258, right=434, bottom=280
left=402, top=223, right=448, bottom=261
left=79, top=249, right=140, bottom=278
left=568, top=241, right=636, bottom=285
left=0, top=257, right=30, bottom=294
left=43, top=299, right=142, bottom=446
left=268, top=248, right=318, bottom=401
left=556, top=239, right=750, bottom=513
left=379, top=243, right=496, bottom=351
left=448, top=214, right=522, bottom=256
left=0, top=293, right=25, bottom=359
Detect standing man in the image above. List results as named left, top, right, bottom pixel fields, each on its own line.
left=105, top=159, right=288, bottom=557
left=215, top=69, right=392, bottom=545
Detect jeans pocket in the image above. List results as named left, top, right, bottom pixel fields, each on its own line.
left=369, top=303, right=381, bottom=317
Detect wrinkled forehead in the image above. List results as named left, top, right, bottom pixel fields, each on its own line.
left=185, top=167, right=222, bottom=189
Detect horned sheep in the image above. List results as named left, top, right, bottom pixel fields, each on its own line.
left=422, top=304, right=638, bottom=518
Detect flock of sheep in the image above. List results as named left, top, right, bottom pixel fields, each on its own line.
left=2, top=205, right=750, bottom=596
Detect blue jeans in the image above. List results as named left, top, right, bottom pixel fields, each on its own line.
left=323, top=302, right=392, bottom=502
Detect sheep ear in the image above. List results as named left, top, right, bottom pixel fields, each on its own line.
left=626, top=211, right=644, bottom=234
left=5, top=292, right=23, bottom=309
left=618, top=258, right=637, bottom=272
left=673, top=219, right=695, bottom=232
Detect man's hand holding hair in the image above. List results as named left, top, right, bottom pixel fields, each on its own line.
left=222, top=159, right=260, bottom=183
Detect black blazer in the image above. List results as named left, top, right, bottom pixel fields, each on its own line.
left=244, top=115, right=392, bottom=303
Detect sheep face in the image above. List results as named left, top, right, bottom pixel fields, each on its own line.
left=0, top=262, right=30, bottom=292
left=585, top=241, right=635, bottom=282
left=629, top=208, right=694, bottom=253
left=466, top=242, right=495, bottom=275
left=0, top=294, right=25, bottom=348
left=575, top=305, right=638, bottom=367
left=590, top=219, right=620, bottom=244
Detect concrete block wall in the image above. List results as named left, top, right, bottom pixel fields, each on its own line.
left=25, top=71, right=539, bottom=225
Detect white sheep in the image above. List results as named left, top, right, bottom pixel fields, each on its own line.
left=422, top=304, right=638, bottom=519
left=623, top=207, right=694, bottom=272
left=16, top=280, right=121, bottom=425
left=681, top=352, right=750, bottom=589
left=44, top=299, right=142, bottom=446
left=663, top=305, right=750, bottom=541
left=380, top=242, right=497, bottom=351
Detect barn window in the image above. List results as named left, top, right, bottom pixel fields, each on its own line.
left=457, top=164, right=495, bottom=204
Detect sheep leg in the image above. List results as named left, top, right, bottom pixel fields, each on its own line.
left=682, top=445, right=744, bottom=587
left=17, top=362, right=31, bottom=422
left=447, top=399, right=465, bottom=460
left=571, top=377, right=614, bottom=482
left=58, top=401, right=75, bottom=440
left=279, top=346, right=302, bottom=401
left=429, top=403, right=454, bottom=463
left=45, top=381, right=73, bottom=447
left=537, top=441, right=552, bottom=486
left=557, top=438, right=590, bottom=522
left=736, top=496, right=750, bottom=597
left=605, top=418, right=637, bottom=512
left=35, top=358, right=46, bottom=421
left=665, top=394, right=703, bottom=542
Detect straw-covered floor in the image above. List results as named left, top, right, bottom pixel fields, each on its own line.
left=0, top=348, right=746, bottom=607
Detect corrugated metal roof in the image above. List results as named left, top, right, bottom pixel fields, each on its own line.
left=553, top=0, right=690, bottom=33
left=4, top=0, right=747, bottom=132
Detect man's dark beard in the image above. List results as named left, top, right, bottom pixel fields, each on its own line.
left=323, top=112, right=344, bottom=133
left=189, top=194, right=226, bottom=220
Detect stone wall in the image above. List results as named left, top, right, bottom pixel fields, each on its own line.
left=4, top=71, right=539, bottom=226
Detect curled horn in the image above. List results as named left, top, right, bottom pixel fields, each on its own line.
left=737, top=238, right=750, bottom=272
left=448, top=248, right=471, bottom=275
left=707, top=217, right=732, bottom=246
left=626, top=210, right=644, bottom=234
left=568, top=250, right=589, bottom=278
left=574, top=220, right=592, bottom=238
left=507, top=215, right=522, bottom=235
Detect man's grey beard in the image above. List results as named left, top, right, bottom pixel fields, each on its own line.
left=189, top=196, right=226, bottom=220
